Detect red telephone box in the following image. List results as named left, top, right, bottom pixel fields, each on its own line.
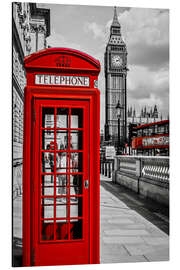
left=23, top=48, right=100, bottom=266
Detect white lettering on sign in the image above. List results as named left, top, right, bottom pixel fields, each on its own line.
left=35, top=74, right=90, bottom=87
left=142, top=136, right=169, bottom=147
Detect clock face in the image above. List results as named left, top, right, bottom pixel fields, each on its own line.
left=111, top=55, right=123, bottom=68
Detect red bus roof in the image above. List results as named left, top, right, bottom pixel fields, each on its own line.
left=134, top=120, right=169, bottom=129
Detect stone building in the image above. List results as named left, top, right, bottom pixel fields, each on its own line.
left=104, top=7, right=128, bottom=148
left=127, top=105, right=163, bottom=128
left=12, top=2, right=50, bottom=198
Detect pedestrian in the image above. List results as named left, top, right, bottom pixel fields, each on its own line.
left=44, top=144, right=50, bottom=161
left=72, top=153, right=79, bottom=200
left=57, top=151, right=67, bottom=201
left=48, top=144, right=55, bottom=183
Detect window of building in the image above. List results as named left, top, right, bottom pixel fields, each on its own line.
left=143, top=128, right=148, bottom=136
left=112, top=76, right=116, bottom=89
left=156, top=125, right=164, bottom=134
left=154, top=125, right=158, bottom=134
left=137, top=129, right=142, bottom=137
left=164, top=124, right=169, bottom=134
left=111, top=75, right=123, bottom=90
left=149, top=127, right=153, bottom=136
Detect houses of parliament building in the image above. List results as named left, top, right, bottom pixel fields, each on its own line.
left=127, top=104, right=164, bottom=126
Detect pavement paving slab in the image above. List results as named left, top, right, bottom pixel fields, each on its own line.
left=100, top=174, right=169, bottom=263
left=100, top=243, right=129, bottom=257
left=103, top=236, right=145, bottom=245
left=104, top=229, right=150, bottom=236
left=101, top=254, right=148, bottom=264
left=142, top=236, right=169, bottom=246
left=12, top=174, right=169, bottom=266
left=123, top=224, right=150, bottom=229
left=124, top=243, right=155, bottom=256
left=144, top=247, right=169, bottom=261
left=107, top=218, right=135, bottom=224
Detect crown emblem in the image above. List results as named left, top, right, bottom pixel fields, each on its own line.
left=55, top=55, right=71, bottom=67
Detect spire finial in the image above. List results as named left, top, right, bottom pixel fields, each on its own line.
left=112, top=6, right=120, bottom=27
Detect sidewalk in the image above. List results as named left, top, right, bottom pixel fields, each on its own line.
left=100, top=174, right=169, bottom=263
left=13, top=176, right=169, bottom=266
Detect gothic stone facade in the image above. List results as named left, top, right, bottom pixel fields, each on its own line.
left=12, top=2, right=50, bottom=199
left=104, top=7, right=128, bottom=148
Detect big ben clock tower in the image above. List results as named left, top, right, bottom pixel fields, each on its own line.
left=104, top=7, right=128, bottom=149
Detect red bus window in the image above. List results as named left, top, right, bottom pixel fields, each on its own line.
left=154, top=125, right=158, bottom=133
left=159, top=125, right=165, bottom=134
left=149, top=127, right=153, bottom=136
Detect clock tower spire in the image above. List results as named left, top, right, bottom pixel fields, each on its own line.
left=112, top=6, right=120, bottom=27
left=104, top=7, right=128, bottom=151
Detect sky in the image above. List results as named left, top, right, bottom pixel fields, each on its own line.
left=38, top=3, right=169, bottom=130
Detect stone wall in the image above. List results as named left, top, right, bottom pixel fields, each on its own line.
left=116, top=172, right=139, bottom=193
left=113, top=156, right=169, bottom=206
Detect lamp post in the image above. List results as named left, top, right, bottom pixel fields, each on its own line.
left=116, top=100, right=123, bottom=155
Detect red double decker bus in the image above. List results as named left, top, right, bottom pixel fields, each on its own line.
left=131, top=120, right=169, bottom=156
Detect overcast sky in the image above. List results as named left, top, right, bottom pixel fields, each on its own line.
left=38, top=3, right=169, bottom=130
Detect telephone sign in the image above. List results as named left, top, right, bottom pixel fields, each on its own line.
left=35, top=74, right=90, bottom=87
left=23, top=48, right=100, bottom=267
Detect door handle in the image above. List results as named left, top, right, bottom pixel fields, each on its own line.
left=84, top=179, right=89, bottom=189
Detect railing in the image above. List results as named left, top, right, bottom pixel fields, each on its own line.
left=141, top=157, right=169, bottom=182
left=114, top=156, right=169, bottom=183
left=100, top=158, right=114, bottom=178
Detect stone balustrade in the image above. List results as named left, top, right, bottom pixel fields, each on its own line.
left=111, top=156, right=169, bottom=206
left=119, top=157, right=137, bottom=176
left=100, top=159, right=114, bottom=178
left=141, top=158, right=169, bottom=182
left=114, top=156, right=169, bottom=183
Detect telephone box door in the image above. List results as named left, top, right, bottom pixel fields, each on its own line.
left=32, top=98, right=90, bottom=266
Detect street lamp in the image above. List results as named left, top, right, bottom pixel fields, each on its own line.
left=116, top=100, right=123, bottom=155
